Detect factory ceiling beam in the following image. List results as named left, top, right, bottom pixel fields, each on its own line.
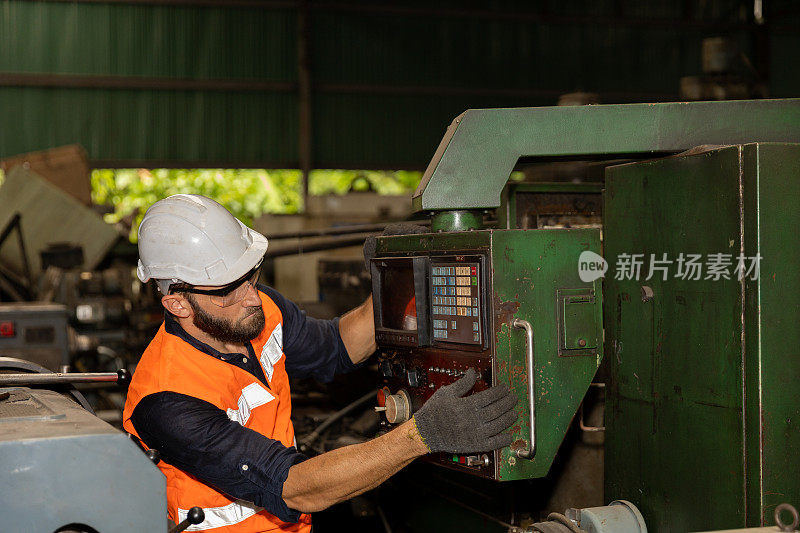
left=0, top=72, right=295, bottom=93
left=316, top=83, right=678, bottom=102
left=21, top=0, right=761, bottom=30
left=0, top=72, right=677, bottom=102
left=21, top=0, right=297, bottom=8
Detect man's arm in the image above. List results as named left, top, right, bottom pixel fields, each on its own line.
left=130, top=392, right=308, bottom=522
left=283, top=369, right=517, bottom=513
left=338, top=295, right=375, bottom=365
left=282, top=419, right=426, bottom=512
left=131, top=370, right=515, bottom=518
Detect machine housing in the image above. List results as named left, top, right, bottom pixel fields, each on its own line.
left=0, top=386, right=166, bottom=532
left=604, top=143, right=800, bottom=530
left=372, top=228, right=603, bottom=481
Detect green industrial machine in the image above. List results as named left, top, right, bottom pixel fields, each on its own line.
left=375, top=99, right=800, bottom=532
left=411, top=99, right=800, bottom=214
left=604, top=144, right=800, bottom=531
left=372, top=229, right=603, bottom=480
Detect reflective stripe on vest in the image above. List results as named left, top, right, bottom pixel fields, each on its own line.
left=227, top=383, right=275, bottom=426
left=178, top=500, right=262, bottom=531
left=260, top=323, right=283, bottom=381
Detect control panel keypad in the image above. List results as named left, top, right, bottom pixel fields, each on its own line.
left=431, top=263, right=481, bottom=344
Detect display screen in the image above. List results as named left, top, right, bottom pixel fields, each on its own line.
left=379, top=262, right=418, bottom=331
left=430, top=262, right=481, bottom=344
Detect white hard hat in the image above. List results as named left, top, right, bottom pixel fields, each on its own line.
left=136, top=194, right=268, bottom=293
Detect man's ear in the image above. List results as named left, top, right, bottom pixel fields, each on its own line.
left=161, top=293, right=192, bottom=319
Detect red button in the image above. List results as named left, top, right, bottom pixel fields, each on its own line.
left=377, top=387, right=390, bottom=407
left=0, top=321, right=14, bottom=337
left=458, top=456, right=466, bottom=464
left=471, top=267, right=477, bottom=274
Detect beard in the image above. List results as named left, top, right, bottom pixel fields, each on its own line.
left=185, top=294, right=266, bottom=344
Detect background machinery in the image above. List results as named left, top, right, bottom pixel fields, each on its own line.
left=1, top=99, right=799, bottom=532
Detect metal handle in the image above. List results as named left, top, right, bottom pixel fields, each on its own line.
left=0, top=368, right=129, bottom=387
left=512, top=318, right=535, bottom=459
left=775, top=503, right=799, bottom=532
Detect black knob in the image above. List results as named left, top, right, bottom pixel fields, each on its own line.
left=169, top=506, right=205, bottom=533
left=116, top=368, right=131, bottom=387
left=391, top=361, right=405, bottom=376
left=145, top=449, right=160, bottom=464
left=187, top=507, right=205, bottom=525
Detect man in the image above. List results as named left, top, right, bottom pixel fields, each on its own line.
left=122, top=194, right=518, bottom=532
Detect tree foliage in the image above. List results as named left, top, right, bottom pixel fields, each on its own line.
left=309, top=169, right=421, bottom=195
left=91, top=168, right=421, bottom=242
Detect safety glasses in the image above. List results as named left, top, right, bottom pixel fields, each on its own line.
left=171, top=262, right=262, bottom=308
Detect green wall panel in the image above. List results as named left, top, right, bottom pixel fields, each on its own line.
left=0, top=87, right=298, bottom=165
left=0, top=0, right=797, bottom=168
left=0, top=2, right=296, bottom=80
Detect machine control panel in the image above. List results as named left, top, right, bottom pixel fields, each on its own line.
left=372, top=229, right=603, bottom=482
left=372, top=251, right=496, bottom=477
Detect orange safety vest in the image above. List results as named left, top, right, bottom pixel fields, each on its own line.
left=123, top=291, right=312, bottom=532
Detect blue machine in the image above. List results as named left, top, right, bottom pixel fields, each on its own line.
left=0, top=385, right=167, bottom=532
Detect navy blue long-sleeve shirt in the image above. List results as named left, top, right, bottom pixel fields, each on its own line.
left=130, top=285, right=359, bottom=522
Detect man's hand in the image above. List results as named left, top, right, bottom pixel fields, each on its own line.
left=363, top=222, right=427, bottom=271
left=412, top=369, right=517, bottom=454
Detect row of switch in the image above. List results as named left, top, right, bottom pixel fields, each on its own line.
left=376, top=332, right=415, bottom=344
left=432, top=276, right=474, bottom=286
left=432, top=265, right=477, bottom=276
left=380, top=360, right=483, bottom=384
left=432, top=306, right=479, bottom=316
left=433, top=295, right=478, bottom=306
left=428, top=367, right=474, bottom=378
left=433, top=286, right=457, bottom=296
left=380, top=360, right=424, bottom=387
left=451, top=454, right=489, bottom=467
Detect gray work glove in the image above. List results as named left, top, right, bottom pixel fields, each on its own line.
left=363, top=222, right=427, bottom=271
left=412, top=368, right=518, bottom=454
